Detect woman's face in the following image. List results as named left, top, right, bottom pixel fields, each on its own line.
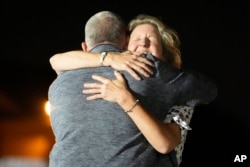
left=128, top=23, right=165, bottom=61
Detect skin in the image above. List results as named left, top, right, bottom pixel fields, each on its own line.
left=50, top=48, right=154, bottom=79
left=128, top=24, right=165, bottom=61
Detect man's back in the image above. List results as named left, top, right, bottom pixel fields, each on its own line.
left=48, top=45, right=217, bottom=167
left=49, top=67, right=141, bottom=166
left=48, top=45, right=179, bottom=166
left=48, top=45, right=165, bottom=167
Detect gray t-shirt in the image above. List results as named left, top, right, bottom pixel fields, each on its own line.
left=48, top=44, right=217, bottom=167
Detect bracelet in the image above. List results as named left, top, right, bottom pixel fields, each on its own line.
left=100, top=51, right=107, bottom=66
left=125, top=99, right=139, bottom=113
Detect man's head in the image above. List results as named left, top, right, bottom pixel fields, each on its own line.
left=82, top=11, right=128, bottom=51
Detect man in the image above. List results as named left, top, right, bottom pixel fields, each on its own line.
left=48, top=11, right=217, bottom=166
left=49, top=11, right=175, bottom=167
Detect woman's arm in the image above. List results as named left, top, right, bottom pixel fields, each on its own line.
left=50, top=50, right=154, bottom=80
left=83, top=70, right=181, bottom=154
left=50, top=50, right=101, bottom=75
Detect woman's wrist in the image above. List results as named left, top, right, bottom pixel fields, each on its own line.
left=102, top=52, right=113, bottom=66
left=100, top=52, right=108, bottom=66
left=124, top=99, right=139, bottom=113
left=117, top=92, right=137, bottom=112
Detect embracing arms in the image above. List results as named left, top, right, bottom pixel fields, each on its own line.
left=83, top=70, right=181, bottom=154
left=50, top=50, right=154, bottom=80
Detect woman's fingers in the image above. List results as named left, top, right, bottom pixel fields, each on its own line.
left=83, top=71, right=128, bottom=102
left=82, top=87, right=100, bottom=94
left=83, top=82, right=101, bottom=88
left=83, top=82, right=102, bottom=97
left=114, top=70, right=125, bottom=82
left=110, top=51, right=155, bottom=80
left=126, top=63, right=153, bottom=78
left=136, top=55, right=154, bottom=67
left=124, top=68, right=142, bottom=80
left=83, top=83, right=104, bottom=100
left=86, top=94, right=103, bottom=100
left=91, top=75, right=111, bottom=84
left=129, top=55, right=154, bottom=76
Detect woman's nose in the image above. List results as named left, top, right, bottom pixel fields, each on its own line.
left=139, top=39, right=149, bottom=47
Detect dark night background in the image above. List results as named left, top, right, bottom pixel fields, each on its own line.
left=1, top=1, right=249, bottom=167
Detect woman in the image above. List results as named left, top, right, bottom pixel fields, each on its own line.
left=49, top=14, right=217, bottom=166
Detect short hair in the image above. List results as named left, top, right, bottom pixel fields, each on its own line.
left=85, top=11, right=127, bottom=49
left=128, top=14, right=182, bottom=69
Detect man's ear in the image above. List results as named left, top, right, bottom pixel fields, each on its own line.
left=81, top=42, right=88, bottom=51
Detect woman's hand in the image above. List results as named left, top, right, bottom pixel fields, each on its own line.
left=83, top=70, right=181, bottom=154
left=107, top=51, right=155, bottom=80
left=82, top=70, right=132, bottom=105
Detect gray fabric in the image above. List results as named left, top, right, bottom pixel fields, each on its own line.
left=48, top=44, right=217, bottom=167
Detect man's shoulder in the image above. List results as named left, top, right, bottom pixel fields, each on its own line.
left=90, top=44, right=123, bottom=52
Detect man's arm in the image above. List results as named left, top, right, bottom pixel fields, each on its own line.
left=50, top=50, right=155, bottom=79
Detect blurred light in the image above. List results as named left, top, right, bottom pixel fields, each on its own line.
left=44, top=101, right=51, bottom=116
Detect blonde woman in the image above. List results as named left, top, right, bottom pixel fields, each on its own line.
left=49, top=13, right=217, bottom=166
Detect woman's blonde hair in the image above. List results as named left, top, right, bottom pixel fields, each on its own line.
left=128, top=14, right=182, bottom=69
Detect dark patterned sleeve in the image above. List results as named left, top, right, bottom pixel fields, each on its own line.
left=164, top=105, right=194, bottom=165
